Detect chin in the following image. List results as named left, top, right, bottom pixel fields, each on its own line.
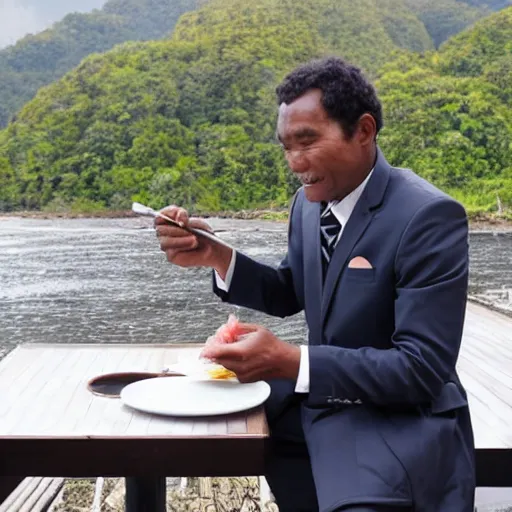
left=303, top=186, right=326, bottom=203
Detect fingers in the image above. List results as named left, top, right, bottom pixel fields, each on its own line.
left=154, top=205, right=214, bottom=233
left=212, top=359, right=269, bottom=384
left=200, top=325, right=262, bottom=359
left=155, top=217, right=197, bottom=253
left=235, top=323, right=260, bottom=335
left=155, top=205, right=189, bottom=227
left=158, top=232, right=198, bottom=251
left=201, top=339, right=248, bottom=360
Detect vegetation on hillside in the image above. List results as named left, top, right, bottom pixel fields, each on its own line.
left=0, top=2, right=511, bottom=217
left=463, top=0, right=511, bottom=9
left=3, top=0, right=511, bottom=128
left=405, top=0, right=489, bottom=47
left=377, top=54, right=512, bottom=215
left=0, top=0, right=435, bottom=213
left=438, top=6, right=512, bottom=79
left=376, top=7, right=512, bottom=215
left=404, top=0, right=512, bottom=47
left=0, top=0, right=201, bottom=127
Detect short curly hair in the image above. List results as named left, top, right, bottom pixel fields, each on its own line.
left=276, top=57, right=383, bottom=138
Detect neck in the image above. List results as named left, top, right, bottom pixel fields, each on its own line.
left=332, top=147, right=376, bottom=202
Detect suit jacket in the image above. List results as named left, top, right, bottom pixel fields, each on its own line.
left=213, top=148, right=475, bottom=511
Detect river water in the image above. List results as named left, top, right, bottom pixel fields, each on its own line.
left=0, top=217, right=511, bottom=360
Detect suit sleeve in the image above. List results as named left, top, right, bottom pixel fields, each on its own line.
left=212, top=190, right=304, bottom=318
left=308, top=197, right=469, bottom=407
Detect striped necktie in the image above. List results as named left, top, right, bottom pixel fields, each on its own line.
left=320, top=202, right=341, bottom=272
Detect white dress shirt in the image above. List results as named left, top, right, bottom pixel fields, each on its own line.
left=215, top=169, right=374, bottom=393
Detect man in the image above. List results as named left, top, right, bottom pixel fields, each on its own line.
left=155, top=57, right=475, bottom=511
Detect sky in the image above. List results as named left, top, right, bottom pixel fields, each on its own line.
left=0, top=0, right=106, bottom=49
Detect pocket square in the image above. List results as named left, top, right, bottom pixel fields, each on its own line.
left=348, top=256, right=373, bottom=269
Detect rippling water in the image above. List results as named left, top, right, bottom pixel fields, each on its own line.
left=1, top=217, right=511, bottom=359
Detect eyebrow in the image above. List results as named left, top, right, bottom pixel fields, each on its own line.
left=294, top=128, right=319, bottom=140
left=276, top=127, right=319, bottom=144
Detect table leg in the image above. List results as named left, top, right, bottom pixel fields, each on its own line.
left=125, top=477, right=166, bottom=512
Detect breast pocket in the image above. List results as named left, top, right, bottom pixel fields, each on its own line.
left=344, top=267, right=376, bottom=283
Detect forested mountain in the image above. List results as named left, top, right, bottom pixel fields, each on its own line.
left=1, top=0, right=511, bottom=129
left=0, top=2, right=510, bottom=216
left=377, top=8, right=512, bottom=214
left=0, top=0, right=106, bottom=50
left=405, top=0, right=489, bottom=47
left=464, top=0, right=511, bottom=8
left=0, top=0, right=202, bottom=127
left=439, top=6, right=512, bottom=80
left=0, top=0, right=435, bottom=212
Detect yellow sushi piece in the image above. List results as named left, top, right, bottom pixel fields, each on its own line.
left=207, top=366, right=237, bottom=380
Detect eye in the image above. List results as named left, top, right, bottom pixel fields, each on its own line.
left=301, top=140, right=314, bottom=148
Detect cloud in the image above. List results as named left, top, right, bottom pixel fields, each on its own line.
left=0, top=0, right=45, bottom=49
left=0, top=0, right=107, bottom=49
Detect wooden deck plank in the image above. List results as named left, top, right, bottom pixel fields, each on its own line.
left=458, top=302, right=512, bottom=448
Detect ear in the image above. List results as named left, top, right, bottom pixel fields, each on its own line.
left=356, top=113, right=377, bottom=147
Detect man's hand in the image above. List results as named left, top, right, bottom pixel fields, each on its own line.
left=154, top=205, right=232, bottom=278
left=200, top=323, right=301, bottom=383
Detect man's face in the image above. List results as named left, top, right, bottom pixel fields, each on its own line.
left=277, top=89, right=366, bottom=203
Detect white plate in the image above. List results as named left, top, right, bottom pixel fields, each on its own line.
left=120, top=377, right=271, bottom=417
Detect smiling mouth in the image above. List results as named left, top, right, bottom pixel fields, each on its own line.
left=299, top=175, right=323, bottom=186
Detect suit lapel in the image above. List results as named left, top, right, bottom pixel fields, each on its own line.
left=320, top=148, right=391, bottom=326
left=302, top=197, right=323, bottom=343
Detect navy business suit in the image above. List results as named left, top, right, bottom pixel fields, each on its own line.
left=214, top=149, right=475, bottom=511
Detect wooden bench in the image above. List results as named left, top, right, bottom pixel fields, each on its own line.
left=3, top=456, right=512, bottom=511
left=0, top=478, right=64, bottom=512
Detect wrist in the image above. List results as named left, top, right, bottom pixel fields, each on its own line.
left=211, top=245, right=233, bottom=279
left=279, top=342, right=301, bottom=381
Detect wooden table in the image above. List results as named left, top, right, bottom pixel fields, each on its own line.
left=2, top=302, right=512, bottom=508
left=0, top=344, right=269, bottom=511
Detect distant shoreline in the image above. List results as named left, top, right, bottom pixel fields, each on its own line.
left=1, top=209, right=511, bottom=231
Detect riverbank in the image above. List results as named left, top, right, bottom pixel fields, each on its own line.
left=0, top=208, right=288, bottom=222
left=1, top=209, right=512, bottom=230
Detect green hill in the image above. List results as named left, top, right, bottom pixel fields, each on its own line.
left=0, top=2, right=511, bottom=216
left=0, top=0, right=435, bottom=212
left=463, top=0, right=511, bottom=8
left=405, top=0, right=489, bottom=47
left=3, top=0, right=511, bottom=129
left=0, top=0, right=201, bottom=128
left=438, top=6, right=512, bottom=77
left=377, top=7, right=512, bottom=215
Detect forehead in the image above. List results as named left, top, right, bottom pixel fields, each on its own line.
left=277, top=89, right=330, bottom=135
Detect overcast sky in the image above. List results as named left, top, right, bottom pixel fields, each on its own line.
left=0, top=0, right=106, bottom=49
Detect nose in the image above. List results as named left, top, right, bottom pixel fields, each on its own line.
left=286, top=149, right=309, bottom=173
